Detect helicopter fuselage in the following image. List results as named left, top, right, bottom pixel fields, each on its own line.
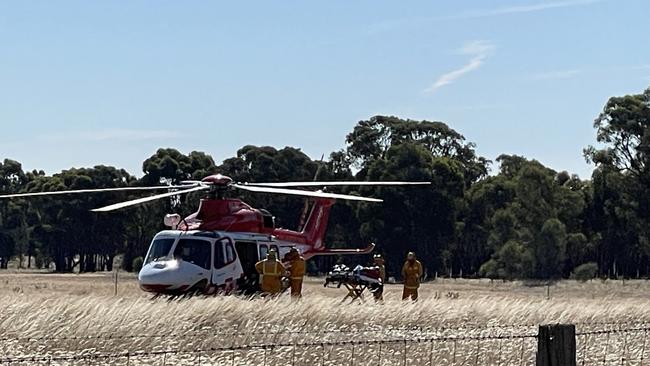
left=138, top=195, right=379, bottom=294
left=138, top=230, right=312, bottom=294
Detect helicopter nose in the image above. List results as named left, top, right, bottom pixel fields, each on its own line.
left=138, top=262, right=180, bottom=292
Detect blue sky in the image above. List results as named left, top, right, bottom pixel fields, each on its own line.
left=1, top=0, right=649, bottom=179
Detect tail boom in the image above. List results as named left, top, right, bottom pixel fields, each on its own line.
left=302, top=243, right=375, bottom=260
left=272, top=198, right=375, bottom=258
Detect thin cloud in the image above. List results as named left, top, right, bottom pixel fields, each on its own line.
left=366, top=0, right=603, bottom=35
left=424, top=41, right=495, bottom=93
left=453, top=0, right=603, bottom=20
left=38, top=129, right=183, bottom=143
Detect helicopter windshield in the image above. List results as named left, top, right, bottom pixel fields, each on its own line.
left=145, top=238, right=176, bottom=264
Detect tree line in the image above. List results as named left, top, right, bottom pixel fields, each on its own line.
left=1, top=87, right=649, bottom=280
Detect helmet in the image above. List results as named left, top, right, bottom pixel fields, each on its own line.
left=407, top=252, right=416, bottom=260
left=267, top=249, right=277, bottom=260
left=286, top=247, right=300, bottom=260
left=373, top=253, right=384, bottom=264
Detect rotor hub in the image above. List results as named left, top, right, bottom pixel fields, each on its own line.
left=201, top=174, right=233, bottom=199
left=201, top=174, right=233, bottom=186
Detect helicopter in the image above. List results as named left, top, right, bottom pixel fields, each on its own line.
left=0, top=174, right=429, bottom=295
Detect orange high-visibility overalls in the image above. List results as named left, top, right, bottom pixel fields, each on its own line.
left=402, top=260, right=423, bottom=300
left=288, top=256, right=306, bottom=297
left=255, top=259, right=286, bottom=294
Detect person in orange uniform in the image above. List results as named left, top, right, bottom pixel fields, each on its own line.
left=285, top=247, right=306, bottom=298
left=373, top=254, right=386, bottom=301
left=401, top=252, right=423, bottom=301
left=255, top=250, right=286, bottom=295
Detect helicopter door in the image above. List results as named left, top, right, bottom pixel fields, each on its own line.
left=234, top=240, right=259, bottom=292
left=211, top=238, right=243, bottom=292
left=172, top=238, right=211, bottom=291
left=235, top=241, right=258, bottom=275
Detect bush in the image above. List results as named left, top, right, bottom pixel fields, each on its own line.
left=132, top=256, right=144, bottom=273
left=571, top=262, right=598, bottom=282
left=479, top=259, right=499, bottom=279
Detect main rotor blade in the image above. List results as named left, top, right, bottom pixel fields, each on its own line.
left=244, top=181, right=431, bottom=187
left=91, top=186, right=209, bottom=212
left=0, top=185, right=196, bottom=199
left=233, top=184, right=382, bottom=202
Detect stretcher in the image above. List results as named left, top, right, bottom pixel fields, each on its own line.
left=341, top=282, right=368, bottom=302
left=324, top=264, right=383, bottom=303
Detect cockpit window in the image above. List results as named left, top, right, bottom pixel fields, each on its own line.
left=173, top=239, right=211, bottom=270
left=145, top=238, right=175, bottom=264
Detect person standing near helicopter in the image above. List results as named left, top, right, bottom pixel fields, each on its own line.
left=401, top=252, right=423, bottom=301
left=372, top=253, right=386, bottom=301
left=284, top=247, right=306, bottom=297
left=255, top=249, right=286, bottom=295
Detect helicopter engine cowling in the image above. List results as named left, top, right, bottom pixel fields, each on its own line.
left=180, top=198, right=274, bottom=233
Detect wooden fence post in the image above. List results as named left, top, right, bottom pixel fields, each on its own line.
left=536, top=324, right=576, bottom=366
left=113, top=270, right=118, bottom=296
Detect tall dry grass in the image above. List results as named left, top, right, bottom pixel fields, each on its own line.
left=1, top=273, right=649, bottom=365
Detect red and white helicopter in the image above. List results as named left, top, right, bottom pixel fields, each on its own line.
left=1, top=174, right=429, bottom=294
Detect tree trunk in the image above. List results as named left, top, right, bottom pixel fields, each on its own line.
left=106, top=254, right=114, bottom=272
left=123, top=242, right=134, bottom=272
left=54, top=252, right=67, bottom=273
left=69, top=256, right=79, bottom=272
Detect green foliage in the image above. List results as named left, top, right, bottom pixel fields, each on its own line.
left=478, top=259, right=499, bottom=279
left=346, top=116, right=488, bottom=186
left=132, top=257, right=144, bottom=273
left=1, top=86, right=650, bottom=279
left=142, top=148, right=216, bottom=184
left=585, top=88, right=650, bottom=176
left=0, top=231, right=15, bottom=269
left=565, top=233, right=591, bottom=270
left=534, top=219, right=567, bottom=279
left=583, top=87, right=650, bottom=277
left=571, top=262, right=598, bottom=282
left=479, top=240, right=532, bottom=280
left=487, top=209, right=517, bottom=249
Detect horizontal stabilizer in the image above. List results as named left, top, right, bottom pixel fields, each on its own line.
left=304, top=243, right=375, bottom=259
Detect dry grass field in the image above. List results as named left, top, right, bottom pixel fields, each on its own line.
left=1, top=272, right=650, bottom=365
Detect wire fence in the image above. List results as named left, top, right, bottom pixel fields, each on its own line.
left=0, top=333, right=538, bottom=366
left=577, top=326, right=650, bottom=365
left=0, top=322, right=648, bottom=365
left=0, top=320, right=641, bottom=343
left=0, top=322, right=534, bottom=342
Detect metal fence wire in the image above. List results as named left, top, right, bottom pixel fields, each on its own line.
left=0, top=323, right=648, bottom=366
left=0, top=333, right=538, bottom=366
left=0, top=320, right=641, bottom=343
left=576, top=326, right=650, bottom=366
